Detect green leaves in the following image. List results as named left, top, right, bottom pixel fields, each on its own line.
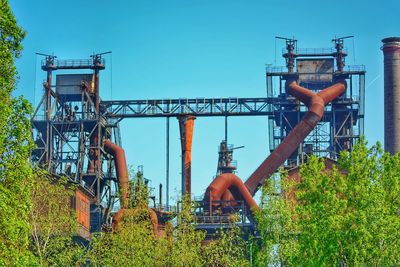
left=29, top=170, right=84, bottom=266
left=256, top=138, right=400, bottom=265
left=0, top=1, right=35, bottom=265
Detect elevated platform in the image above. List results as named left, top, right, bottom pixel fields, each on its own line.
left=41, top=58, right=105, bottom=70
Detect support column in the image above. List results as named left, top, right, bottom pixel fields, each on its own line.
left=44, top=57, right=54, bottom=168
left=178, top=115, right=196, bottom=197
left=166, top=117, right=170, bottom=208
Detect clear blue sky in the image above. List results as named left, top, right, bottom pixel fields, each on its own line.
left=10, top=0, right=399, bottom=203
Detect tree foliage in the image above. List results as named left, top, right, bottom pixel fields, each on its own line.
left=29, top=169, right=86, bottom=266
left=256, top=139, right=400, bottom=266
left=0, top=0, right=35, bottom=265
left=202, top=225, right=250, bottom=267
left=86, top=171, right=251, bottom=266
left=88, top=170, right=169, bottom=266
left=168, top=195, right=206, bottom=266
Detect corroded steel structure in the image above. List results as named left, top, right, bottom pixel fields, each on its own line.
left=32, top=37, right=365, bottom=236
left=201, top=37, right=365, bottom=237
left=32, top=54, right=120, bottom=234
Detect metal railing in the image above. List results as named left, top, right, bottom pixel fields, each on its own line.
left=102, top=97, right=277, bottom=118
left=282, top=47, right=348, bottom=55
left=343, top=65, right=366, bottom=72
left=266, top=66, right=288, bottom=74
left=41, top=58, right=105, bottom=68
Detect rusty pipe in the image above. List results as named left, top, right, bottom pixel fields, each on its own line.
left=244, top=80, right=347, bottom=195
left=104, top=140, right=129, bottom=209
left=204, top=173, right=258, bottom=211
left=87, top=130, right=99, bottom=174
left=178, top=115, right=196, bottom=196
left=112, top=208, right=159, bottom=236
left=203, top=80, right=346, bottom=209
left=105, top=140, right=160, bottom=236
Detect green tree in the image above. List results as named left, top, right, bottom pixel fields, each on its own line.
left=0, top=0, right=35, bottom=265
left=88, top=216, right=168, bottom=267
left=167, top=195, right=206, bottom=267
left=256, top=139, right=400, bottom=266
left=87, top=170, right=169, bottom=266
left=29, top=169, right=86, bottom=266
left=202, top=225, right=250, bottom=267
left=87, top=170, right=251, bottom=266
left=255, top=174, right=298, bottom=266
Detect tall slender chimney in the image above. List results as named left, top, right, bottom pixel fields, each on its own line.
left=382, top=37, right=400, bottom=154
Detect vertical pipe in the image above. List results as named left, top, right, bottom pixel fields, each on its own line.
left=46, top=70, right=52, bottom=119
left=94, top=69, right=100, bottom=114
left=224, top=116, right=228, bottom=142
left=382, top=37, right=400, bottom=154
left=178, top=115, right=196, bottom=197
left=166, top=117, right=170, bottom=209
left=159, top=183, right=163, bottom=211
left=96, top=125, right=101, bottom=206
left=46, top=69, right=52, bottom=165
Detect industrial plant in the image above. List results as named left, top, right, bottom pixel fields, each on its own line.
left=30, top=35, right=399, bottom=241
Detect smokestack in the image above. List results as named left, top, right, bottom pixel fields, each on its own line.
left=382, top=37, right=400, bottom=154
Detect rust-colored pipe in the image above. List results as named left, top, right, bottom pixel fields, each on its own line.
left=112, top=208, right=159, bottom=237
left=205, top=173, right=258, bottom=211
left=245, top=80, right=347, bottom=195
left=87, top=130, right=99, bottom=174
left=204, top=80, right=346, bottom=210
left=105, top=140, right=160, bottom=236
left=178, top=115, right=196, bottom=196
left=94, top=69, right=100, bottom=114
left=104, top=140, right=129, bottom=209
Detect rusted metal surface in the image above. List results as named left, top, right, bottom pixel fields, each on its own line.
left=178, top=115, right=196, bottom=196
left=382, top=37, right=400, bottom=154
left=75, top=189, right=91, bottom=239
left=205, top=173, right=258, bottom=211
left=104, top=140, right=160, bottom=236
left=204, top=79, right=346, bottom=211
left=104, top=140, right=129, bottom=208
left=87, top=131, right=99, bottom=174
left=245, top=80, right=347, bottom=195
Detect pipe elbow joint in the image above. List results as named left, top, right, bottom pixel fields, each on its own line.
left=309, top=96, right=325, bottom=118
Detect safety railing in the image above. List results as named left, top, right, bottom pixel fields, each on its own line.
left=343, top=65, right=366, bottom=72
left=41, top=58, right=105, bottom=68
left=282, top=47, right=348, bottom=55
left=266, top=66, right=288, bottom=74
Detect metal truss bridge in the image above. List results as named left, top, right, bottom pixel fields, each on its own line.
left=102, top=97, right=281, bottom=119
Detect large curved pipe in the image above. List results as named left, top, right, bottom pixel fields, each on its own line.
left=112, top=207, right=159, bottom=236
left=104, top=140, right=129, bottom=208
left=245, top=80, right=347, bottom=195
left=205, top=173, right=258, bottom=211
left=204, top=80, right=346, bottom=209
left=105, top=140, right=160, bottom=236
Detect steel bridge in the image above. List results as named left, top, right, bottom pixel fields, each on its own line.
left=101, top=97, right=277, bottom=119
